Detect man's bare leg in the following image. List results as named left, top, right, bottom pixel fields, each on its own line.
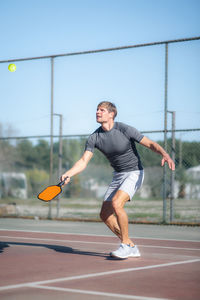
left=100, top=201, right=122, bottom=239
left=112, top=190, right=134, bottom=246
left=100, top=190, right=134, bottom=246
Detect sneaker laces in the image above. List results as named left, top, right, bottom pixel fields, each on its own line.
left=120, top=243, right=130, bottom=249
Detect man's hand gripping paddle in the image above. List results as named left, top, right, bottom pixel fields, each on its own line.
left=37, top=177, right=68, bottom=202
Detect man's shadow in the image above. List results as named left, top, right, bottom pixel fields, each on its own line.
left=0, top=241, right=117, bottom=260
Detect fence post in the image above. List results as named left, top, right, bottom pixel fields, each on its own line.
left=54, top=113, right=63, bottom=218
left=48, top=57, right=54, bottom=219
left=163, top=43, right=168, bottom=223
left=168, top=111, right=176, bottom=222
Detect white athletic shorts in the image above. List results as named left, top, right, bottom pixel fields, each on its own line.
left=104, top=170, right=144, bottom=202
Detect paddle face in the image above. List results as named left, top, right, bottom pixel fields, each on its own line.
left=37, top=177, right=68, bottom=202
left=37, top=185, right=62, bottom=202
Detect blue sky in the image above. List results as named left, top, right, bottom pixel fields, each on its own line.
left=0, top=0, right=200, bottom=141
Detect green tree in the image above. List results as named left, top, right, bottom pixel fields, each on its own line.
left=15, top=140, right=36, bottom=169
left=35, top=140, right=50, bottom=171
left=26, top=169, right=49, bottom=196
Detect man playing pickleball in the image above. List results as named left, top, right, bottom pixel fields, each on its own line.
left=61, top=101, right=175, bottom=259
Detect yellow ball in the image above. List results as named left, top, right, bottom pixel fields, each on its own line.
left=8, top=64, right=16, bottom=72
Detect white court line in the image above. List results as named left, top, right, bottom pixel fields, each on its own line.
left=32, top=284, right=170, bottom=300
left=1, top=235, right=200, bottom=251
left=0, top=258, right=200, bottom=291
left=0, top=228, right=200, bottom=243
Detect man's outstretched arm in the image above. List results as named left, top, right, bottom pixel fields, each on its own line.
left=60, top=150, right=93, bottom=185
left=140, top=136, right=175, bottom=170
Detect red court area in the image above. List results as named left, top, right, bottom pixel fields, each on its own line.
left=0, top=229, right=200, bottom=300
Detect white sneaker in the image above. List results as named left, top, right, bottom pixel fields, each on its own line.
left=110, top=244, right=141, bottom=259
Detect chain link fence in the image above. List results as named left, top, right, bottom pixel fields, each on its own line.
left=1, top=37, right=199, bottom=224
left=0, top=129, right=199, bottom=224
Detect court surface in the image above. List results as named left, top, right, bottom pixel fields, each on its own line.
left=0, top=218, right=200, bottom=300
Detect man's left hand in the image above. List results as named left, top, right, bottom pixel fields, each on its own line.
left=161, top=155, right=175, bottom=170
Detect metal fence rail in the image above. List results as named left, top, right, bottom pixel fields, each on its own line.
left=1, top=37, right=200, bottom=64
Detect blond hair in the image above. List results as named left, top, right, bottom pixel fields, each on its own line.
left=97, top=101, right=117, bottom=119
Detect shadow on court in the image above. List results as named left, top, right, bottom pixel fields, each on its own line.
left=0, top=241, right=116, bottom=259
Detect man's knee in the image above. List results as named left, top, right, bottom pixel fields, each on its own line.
left=112, top=198, right=121, bottom=213
left=111, top=191, right=129, bottom=212
left=100, top=201, right=113, bottom=222
left=100, top=208, right=106, bottom=221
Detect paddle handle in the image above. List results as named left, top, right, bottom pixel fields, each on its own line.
left=58, top=176, right=69, bottom=187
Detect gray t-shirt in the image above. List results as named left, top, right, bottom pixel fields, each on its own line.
left=85, top=122, right=144, bottom=172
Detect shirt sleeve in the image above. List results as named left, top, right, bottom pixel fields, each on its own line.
left=120, top=122, right=144, bottom=143
left=85, top=133, right=96, bottom=153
